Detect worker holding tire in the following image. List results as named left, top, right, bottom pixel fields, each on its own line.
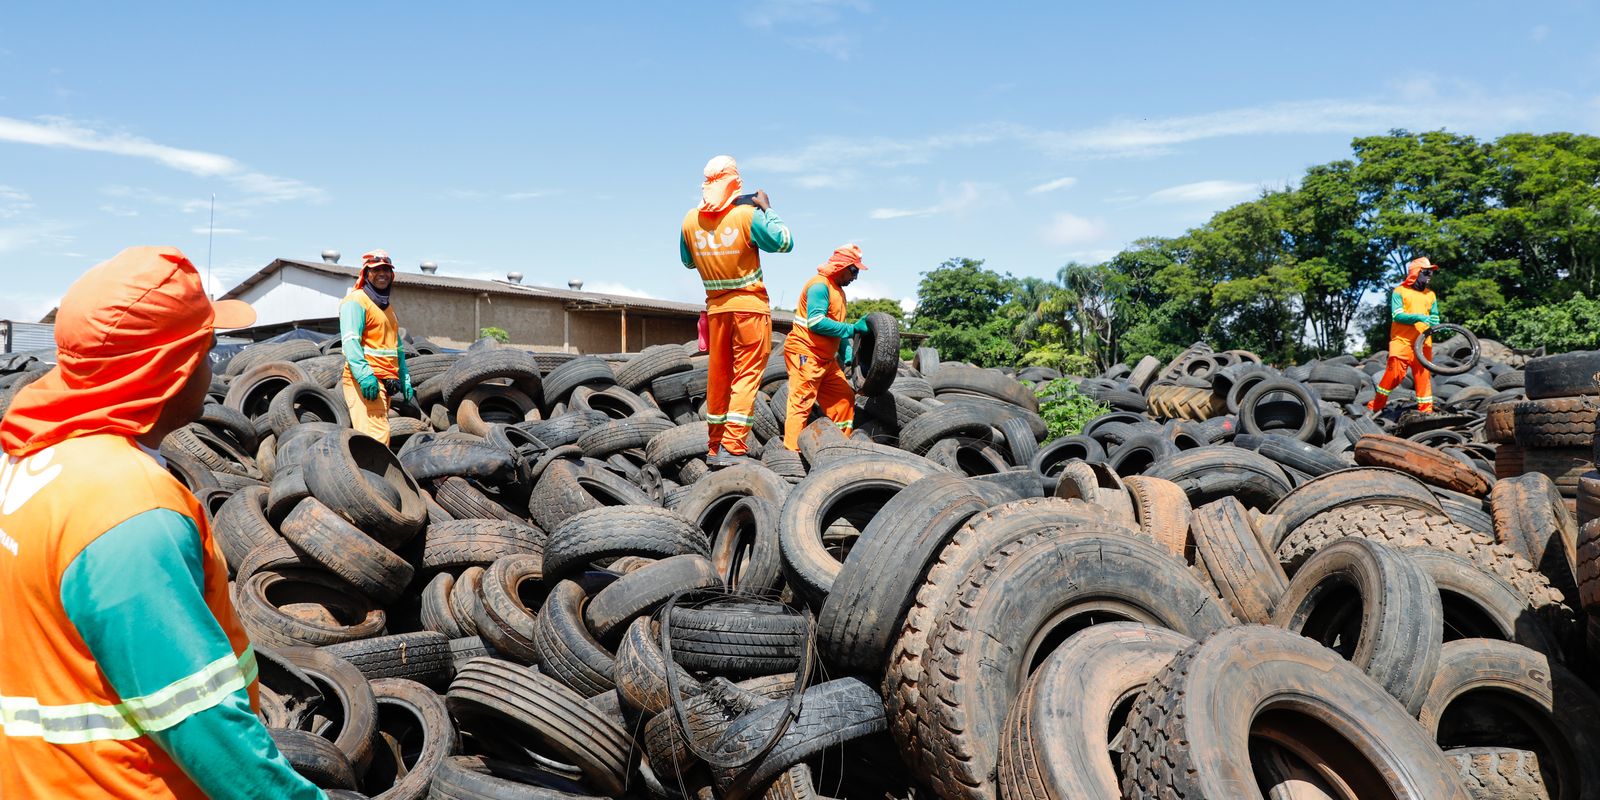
left=1367, top=256, right=1442, bottom=414
left=783, top=245, right=869, bottom=450
left=680, top=155, right=794, bottom=467
left=0, top=247, right=322, bottom=798
left=340, top=248, right=413, bottom=445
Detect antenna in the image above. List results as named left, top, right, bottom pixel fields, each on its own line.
left=206, top=194, right=216, bottom=299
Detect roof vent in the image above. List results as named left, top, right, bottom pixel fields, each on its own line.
left=420, top=261, right=438, bottom=274
left=321, top=249, right=341, bottom=264
left=507, top=272, right=524, bottom=285
left=568, top=279, right=584, bottom=291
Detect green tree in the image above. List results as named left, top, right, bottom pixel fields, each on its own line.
left=479, top=326, right=510, bottom=343
left=844, top=297, right=906, bottom=323
left=911, top=258, right=1019, bottom=365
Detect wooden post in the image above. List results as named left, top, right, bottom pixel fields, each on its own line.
left=620, top=308, right=629, bottom=352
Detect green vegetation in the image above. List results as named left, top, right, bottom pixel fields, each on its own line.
left=899, top=130, right=1600, bottom=370
left=479, top=326, right=510, bottom=343
left=1036, top=379, right=1110, bottom=439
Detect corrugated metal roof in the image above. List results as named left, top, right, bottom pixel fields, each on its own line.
left=1, top=322, right=55, bottom=354
left=221, top=258, right=709, bottom=317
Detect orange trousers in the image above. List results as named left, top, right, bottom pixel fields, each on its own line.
left=782, top=338, right=855, bottom=451
left=706, top=311, right=772, bottom=456
left=1369, top=349, right=1432, bottom=413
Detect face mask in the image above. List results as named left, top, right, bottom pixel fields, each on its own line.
left=1414, top=271, right=1433, bottom=291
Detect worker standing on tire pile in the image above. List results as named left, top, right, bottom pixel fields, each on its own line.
left=340, top=248, right=413, bottom=445
left=1367, top=256, right=1443, bottom=415
left=680, top=155, right=794, bottom=467
left=782, top=244, right=870, bottom=450
left=0, top=247, right=323, bottom=798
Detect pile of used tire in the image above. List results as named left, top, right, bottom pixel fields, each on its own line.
left=132, top=321, right=1600, bottom=800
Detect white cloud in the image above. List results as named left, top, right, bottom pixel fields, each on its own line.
left=0, top=185, right=31, bottom=219
left=870, top=181, right=986, bottom=220
left=1147, top=180, right=1262, bottom=205
left=795, top=173, right=852, bottom=189
left=743, top=0, right=869, bottom=30
left=791, top=33, right=857, bottom=60
left=0, top=290, right=60, bottom=323
left=0, top=116, right=323, bottom=204
left=899, top=296, right=917, bottom=315
left=191, top=226, right=247, bottom=236
left=845, top=279, right=898, bottom=301
left=504, top=191, right=549, bottom=201
left=98, top=204, right=139, bottom=217
left=1040, top=213, right=1107, bottom=247
left=1027, top=176, right=1077, bottom=194
left=0, top=222, right=72, bottom=255
left=583, top=281, right=656, bottom=299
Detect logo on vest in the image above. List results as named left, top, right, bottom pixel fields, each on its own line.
left=693, top=227, right=744, bottom=257
left=0, top=446, right=63, bottom=517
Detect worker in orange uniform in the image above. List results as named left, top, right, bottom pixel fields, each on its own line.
left=681, top=155, right=794, bottom=467
left=0, top=247, right=322, bottom=798
left=1367, top=256, right=1443, bottom=414
left=340, top=249, right=413, bottom=445
left=783, top=244, right=870, bottom=450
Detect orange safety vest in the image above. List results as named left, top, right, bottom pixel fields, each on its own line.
left=681, top=205, right=770, bottom=315
left=789, top=275, right=846, bottom=355
left=1388, top=284, right=1436, bottom=357
left=342, top=290, right=400, bottom=380
left=0, top=434, right=256, bottom=799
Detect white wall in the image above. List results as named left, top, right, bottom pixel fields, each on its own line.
left=236, top=267, right=353, bottom=327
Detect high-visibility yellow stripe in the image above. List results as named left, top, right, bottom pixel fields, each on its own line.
left=1375, top=386, right=1392, bottom=396
left=703, top=269, right=763, bottom=291
left=0, top=648, right=255, bottom=744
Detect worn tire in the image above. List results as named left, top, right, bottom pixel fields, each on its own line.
left=1189, top=497, right=1287, bottom=624
left=542, top=505, right=707, bottom=584
left=1143, top=445, right=1293, bottom=510
left=1354, top=433, right=1491, bottom=497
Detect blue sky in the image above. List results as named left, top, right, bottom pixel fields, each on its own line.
left=2, top=1, right=1598, bottom=322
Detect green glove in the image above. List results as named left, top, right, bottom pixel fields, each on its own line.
left=1427, top=314, right=1440, bottom=327
left=357, top=371, right=380, bottom=401
left=853, top=317, right=871, bottom=334
left=841, top=340, right=856, bottom=366
left=402, top=374, right=415, bottom=401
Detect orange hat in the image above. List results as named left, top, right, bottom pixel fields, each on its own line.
left=818, top=244, right=867, bottom=279
left=700, top=155, right=743, bottom=214
left=0, top=246, right=255, bottom=457
left=356, top=249, right=395, bottom=289
left=1403, top=256, right=1441, bottom=287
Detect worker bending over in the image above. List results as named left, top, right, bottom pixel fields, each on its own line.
left=783, top=245, right=870, bottom=450
left=680, top=155, right=794, bottom=467
left=1368, top=256, right=1443, bottom=414
left=340, top=249, right=413, bottom=445
left=0, top=247, right=322, bottom=798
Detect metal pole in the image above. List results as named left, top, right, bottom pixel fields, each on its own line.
left=206, top=194, right=215, bottom=298
left=563, top=310, right=571, bottom=353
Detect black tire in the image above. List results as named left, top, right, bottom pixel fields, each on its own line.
left=1406, top=549, right=1565, bottom=659
left=1445, top=747, right=1555, bottom=800
left=542, top=355, right=616, bottom=402
left=709, top=496, right=785, bottom=595
left=1105, top=432, right=1177, bottom=477
left=664, top=600, right=806, bottom=676
left=998, top=623, right=1193, bottom=800
left=212, top=485, right=280, bottom=574
left=161, top=424, right=258, bottom=478
left=1260, top=466, right=1446, bottom=550
left=1418, top=639, right=1600, bottom=800
left=280, top=498, right=415, bottom=603
left=612, top=617, right=703, bottom=715
left=472, top=553, right=545, bottom=665
left=520, top=410, right=610, bottom=448
left=541, top=505, right=708, bottom=584
left=616, top=344, right=692, bottom=391
left=432, top=476, right=526, bottom=523
left=1234, top=432, right=1349, bottom=477
left=1189, top=497, right=1286, bottom=624
left=816, top=473, right=1007, bottom=675
left=645, top=421, right=711, bottom=471
left=897, top=403, right=997, bottom=455
left=1417, top=324, right=1481, bottom=376
left=673, top=462, right=791, bottom=535
left=1120, top=626, right=1469, bottom=800
left=532, top=580, right=617, bottom=698
left=265, top=381, right=350, bottom=436
left=1525, top=350, right=1600, bottom=400
left=271, top=728, right=357, bottom=790
left=916, top=532, right=1232, bottom=800
left=428, top=756, right=603, bottom=800
left=575, top=415, right=675, bottom=459
left=273, top=646, right=382, bottom=776
left=1491, top=472, right=1579, bottom=606
left=1513, top=396, right=1599, bottom=448
left=419, top=519, right=546, bottom=571
left=1239, top=378, right=1321, bottom=442
left=447, top=658, right=632, bottom=796
left=1143, top=445, right=1293, bottom=510
left=712, top=678, right=887, bottom=800
left=526, top=457, right=655, bottom=532
left=361, top=677, right=459, bottom=800
left=225, top=362, right=311, bottom=419
left=321, top=632, right=453, bottom=689
left=930, top=364, right=1039, bottom=412
left=582, top=554, right=722, bottom=642
left=778, top=455, right=944, bottom=602
left=436, top=349, right=545, bottom=410
left=1269, top=537, right=1443, bottom=714
left=421, top=573, right=467, bottom=638
left=305, top=429, right=428, bottom=548
left=236, top=570, right=386, bottom=648
left=850, top=312, right=901, bottom=397
left=266, top=464, right=312, bottom=525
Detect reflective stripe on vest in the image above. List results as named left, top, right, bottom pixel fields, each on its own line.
left=703, top=268, right=763, bottom=292
left=0, top=647, right=256, bottom=745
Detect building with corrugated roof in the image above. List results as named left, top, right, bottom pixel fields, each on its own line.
left=219, top=257, right=792, bottom=353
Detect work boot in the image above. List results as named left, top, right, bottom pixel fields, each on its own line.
left=707, top=452, right=752, bottom=470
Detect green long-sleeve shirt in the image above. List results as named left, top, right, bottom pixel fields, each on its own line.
left=61, top=508, right=324, bottom=799
left=680, top=208, right=794, bottom=268
left=803, top=281, right=855, bottom=339
left=338, top=300, right=409, bottom=387
left=1390, top=290, right=1440, bottom=324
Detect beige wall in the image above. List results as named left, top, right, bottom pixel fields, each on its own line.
left=391, top=287, right=698, bottom=353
